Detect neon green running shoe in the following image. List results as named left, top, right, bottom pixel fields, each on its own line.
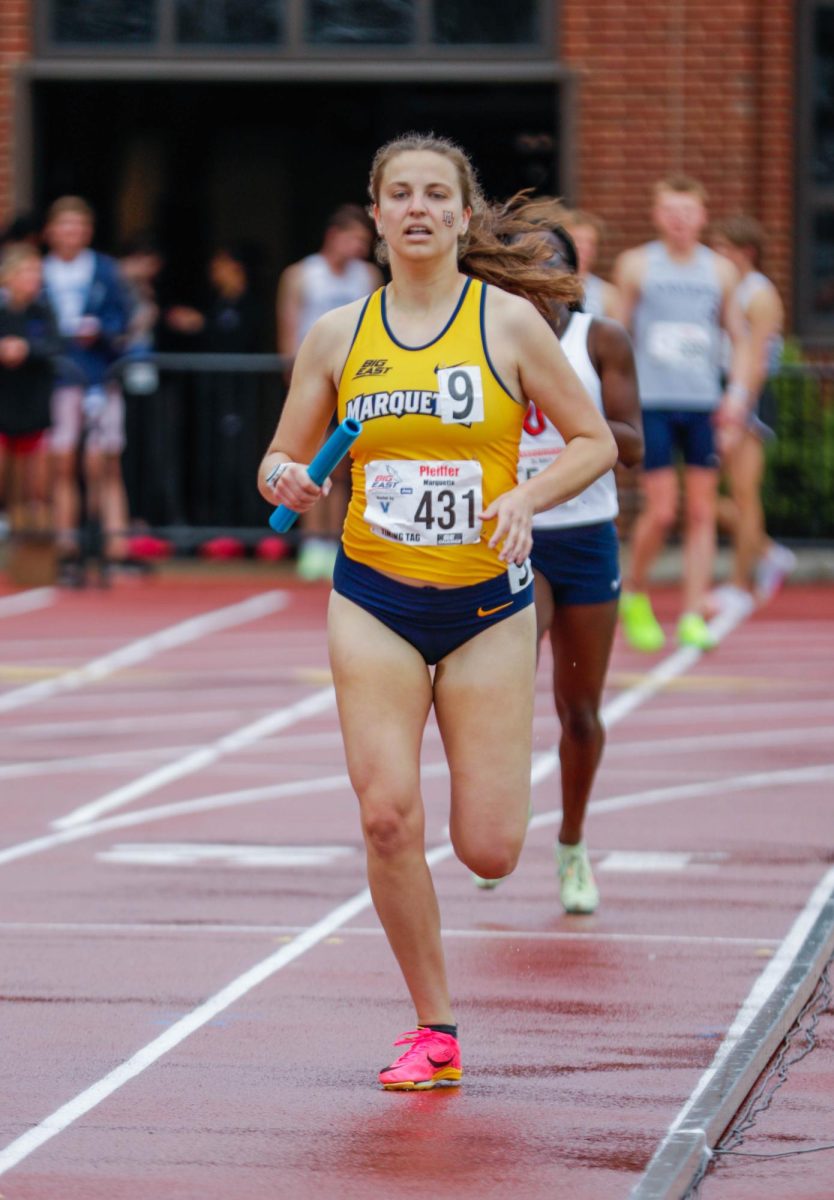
left=677, top=611, right=717, bottom=651
left=619, top=591, right=665, bottom=652
left=556, top=841, right=599, bottom=914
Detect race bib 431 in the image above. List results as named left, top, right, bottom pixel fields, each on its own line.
left=364, top=460, right=483, bottom=547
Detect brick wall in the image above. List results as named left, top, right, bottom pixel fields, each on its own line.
left=0, top=0, right=31, bottom=227
left=561, top=0, right=795, bottom=316
left=0, top=1, right=795, bottom=310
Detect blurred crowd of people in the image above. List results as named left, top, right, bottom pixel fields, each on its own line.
left=0, top=177, right=795, bottom=626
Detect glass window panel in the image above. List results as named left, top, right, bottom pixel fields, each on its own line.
left=52, top=0, right=155, bottom=44
left=177, top=0, right=284, bottom=44
left=433, top=0, right=538, bottom=45
left=307, top=1, right=415, bottom=45
left=813, top=9, right=834, bottom=184
left=811, top=210, right=834, bottom=318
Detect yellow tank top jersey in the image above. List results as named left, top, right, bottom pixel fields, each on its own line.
left=338, top=277, right=525, bottom=586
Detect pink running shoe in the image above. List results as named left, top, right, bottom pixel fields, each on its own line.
left=379, top=1028, right=463, bottom=1091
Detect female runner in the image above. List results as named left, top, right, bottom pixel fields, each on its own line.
left=259, top=135, right=617, bottom=1090
left=475, top=205, right=643, bottom=913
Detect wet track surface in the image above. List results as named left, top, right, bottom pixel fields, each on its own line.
left=0, top=577, right=832, bottom=1198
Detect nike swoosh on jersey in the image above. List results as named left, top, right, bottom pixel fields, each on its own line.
left=477, top=601, right=513, bottom=618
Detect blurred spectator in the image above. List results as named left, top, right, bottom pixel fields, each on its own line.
left=118, top=233, right=165, bottom=353
left=564, top=210, right=619, bottom=319
left=0, top=243, right=60, bottom=535
left=166, top=246, right=268, bottom=525
left=164, top=244, right=265, bottom=351
left=43, top=196, right=132, bottom=585
left=708, top=215, right=794, bottom=603
left=614, top=175, right=747, bottom=652
left=276, top=204, right=382, bottom=581
left=0, top=212, right=43, bottom=252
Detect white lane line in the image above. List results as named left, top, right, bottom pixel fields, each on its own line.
left=0, top=591, right=289, bottom=716
left=43, top=576, right=746, bottom=830
left=50, top=687, right=337, bottom=830
left=0, top=744, right=205, bottom=782
left=0, top=588, right=56, bottom=619
left=0, top=921, right=781, bottom=947
left=0, top=755, right=817, bottom=1178
left=0, top=882, right=369, bottom=1178
left=530, top=599, right=750, bottom=786
left=631, top=864, right=834, bottom=1198
left=0, top=764, right=449, bottom=868
left=603, top=724, right=834, bottom=758
left=0, top=710, right=318, bottom=743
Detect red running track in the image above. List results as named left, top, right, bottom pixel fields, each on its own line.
left=0, top=574, right=832, bottom=1199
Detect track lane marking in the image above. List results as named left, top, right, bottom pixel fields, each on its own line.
left=0, top=591, right=289, bottom=715
left=1, top=762, right=830, bottom=1176
left=0, top=921, right=781, bottom=947
left=0, top=588, right=56, bottom=619
left=47, top=592, right=748, bottom=831
left=50, top=687, right=337, bottom=829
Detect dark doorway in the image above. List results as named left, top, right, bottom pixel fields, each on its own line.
left=34, top=78, right=560, bottom=342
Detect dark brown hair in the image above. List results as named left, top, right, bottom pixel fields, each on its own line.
left=368, top=133, right=582, bottom=316
left=653, top=174, right=708, bottom=204
left=709, top=214, right=766, bottom=265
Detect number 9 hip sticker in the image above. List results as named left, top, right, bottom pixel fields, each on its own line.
left=437, top=366, right=484, bottom=426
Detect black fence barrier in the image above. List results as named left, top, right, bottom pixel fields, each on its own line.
left=113, top=356, right=834, bottom=549
left=118, top=354, right=290, bottom=549
left=764, top=366, right=834, bottom=541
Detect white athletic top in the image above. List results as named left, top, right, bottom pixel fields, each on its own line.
left=519, top=311, right=619, bottom=529
left=43, top=250, right=96, bottom=335
left=296, top=253, right=374, bottom=347
left=582, top=273, right=606, bottom=318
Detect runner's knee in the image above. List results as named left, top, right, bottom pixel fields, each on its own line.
left=360, top=794, right=421, bottom=859
left=555, top=698, right=603, bottom=746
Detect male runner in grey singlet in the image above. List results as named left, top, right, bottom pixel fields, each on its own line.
left=614, top=176, right=749, bottom=651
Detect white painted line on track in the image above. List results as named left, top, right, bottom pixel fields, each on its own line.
left=51, top=686, right=337, bottom=830
left=0, top=921, right=781, bottom=947
left=529, top=598, right=751, bottom=787
left=0, top=590, right=289, bottom=715
left=0, top=588, right=56, bottom=619
left=0, top=743, right=206, bottom=782
left=0, top=755, right=818, bottom=1177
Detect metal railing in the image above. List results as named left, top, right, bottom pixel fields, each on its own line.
left=110, top=355, right=834, bottom=548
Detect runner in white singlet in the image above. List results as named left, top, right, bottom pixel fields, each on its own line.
left=709, top=214, right=794, bottom=605
left=276, top=205, right=382, bottom=580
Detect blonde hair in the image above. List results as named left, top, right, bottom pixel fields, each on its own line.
left=0, top=242, right=41, bottom=279
left=368, top=133, right=582, bottom=316
left=565, top=208, right=606, bottom=239
left=46, top=195, right=95, bottom=225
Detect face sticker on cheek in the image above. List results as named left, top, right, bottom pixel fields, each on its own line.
left=443, top=211, right=455, bottom=227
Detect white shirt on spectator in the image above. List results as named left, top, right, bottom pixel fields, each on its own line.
left=43, top=250, right=96, bottom=335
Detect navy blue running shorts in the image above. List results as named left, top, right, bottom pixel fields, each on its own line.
left=332, top=547, right=534, bottom=666
left=643, top=409, right=718, bottom=471
left=531, top=520, right=621, bottom=607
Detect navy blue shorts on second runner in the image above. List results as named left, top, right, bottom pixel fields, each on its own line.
left=531, top=520, right=621, bottom=607
left=643, top=408, right=719, bottom=471
left=333, top=547, right=534, bottom=666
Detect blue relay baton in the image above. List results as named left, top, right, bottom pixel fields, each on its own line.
left=268, top=417, right=362, bottom=533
